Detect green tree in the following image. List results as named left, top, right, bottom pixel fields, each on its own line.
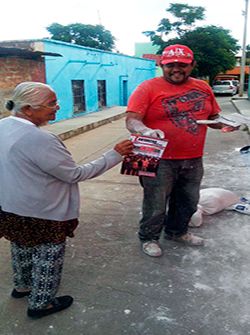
left=246, top=44, right=250, bottom=63
left=47, top=23, right=116, bottom=51
left=143, top=3, right=205, bottom=50
left=167, top=26, right=240, bottom=82
left=143, top=2, right=240, bottom=83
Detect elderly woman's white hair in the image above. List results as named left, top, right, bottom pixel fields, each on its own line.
left=5, top=82, right=55, bottom=114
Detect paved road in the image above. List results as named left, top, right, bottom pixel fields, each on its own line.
left=217, top=96, right=250, bottom=119
left=1, top=97, right=250, bottom=335
left=217, top=96, right=237, bottom=113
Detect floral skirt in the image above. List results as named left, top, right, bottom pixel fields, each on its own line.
left=0, top=207, right=78, bottom=247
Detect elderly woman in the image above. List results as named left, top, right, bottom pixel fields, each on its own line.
left=0, top=82, right=133, bottom=319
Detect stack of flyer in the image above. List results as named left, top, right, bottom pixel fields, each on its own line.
left=120, top=134, right=168, bottom=177
left=197, top=113, right=250, bottom=127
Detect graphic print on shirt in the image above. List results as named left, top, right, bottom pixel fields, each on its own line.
left=161, top=89, right=210, bottom=135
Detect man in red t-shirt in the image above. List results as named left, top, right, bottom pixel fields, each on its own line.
left=126, top=44, right=238, bottom=257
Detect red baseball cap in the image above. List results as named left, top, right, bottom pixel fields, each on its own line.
left=160, top=44, right=194, bottom=65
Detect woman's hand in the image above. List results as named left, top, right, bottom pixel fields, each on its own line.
left=114, top=140, right=134, bottom=156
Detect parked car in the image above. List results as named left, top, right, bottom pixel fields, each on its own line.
left=212, top=80, right=237, bottom=96
left=232, top=80, right=240, bottom=93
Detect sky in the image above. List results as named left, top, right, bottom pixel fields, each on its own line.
left=0, top=0, right=249, bottom=55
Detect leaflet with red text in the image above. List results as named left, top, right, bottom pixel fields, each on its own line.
left=120, top=134, right=168, bottom=177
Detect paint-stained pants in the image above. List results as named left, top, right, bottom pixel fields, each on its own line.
left=11, top=241, right=66, bottom=310
left=139, top=158, right=203, bottom=241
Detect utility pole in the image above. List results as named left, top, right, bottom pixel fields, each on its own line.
left=97, top=9, right=102, bottom=25
left=239, top=0, right=249, bottom=97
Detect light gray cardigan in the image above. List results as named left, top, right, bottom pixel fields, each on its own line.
left=0, top=117, right=122, bottom=220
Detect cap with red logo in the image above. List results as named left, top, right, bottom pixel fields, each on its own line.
left=160, top=44, right=194, bottom=65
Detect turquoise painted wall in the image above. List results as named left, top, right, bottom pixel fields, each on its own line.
left=134, top=42, right=162, bottom=77
left=42, top=39, right=155, bottom=122
left=134, top=42, right=159, bottom=58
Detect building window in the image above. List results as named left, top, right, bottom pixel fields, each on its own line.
left=97, top=80, right=107, bottom=109
left=72, top=80, right=86, bottom=114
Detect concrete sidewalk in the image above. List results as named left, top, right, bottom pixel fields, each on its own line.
left=231, top=95, right=250, bottom=117
left=43, top=106, right=126, bottom=140
left=44, top=97, right=250, bottom=141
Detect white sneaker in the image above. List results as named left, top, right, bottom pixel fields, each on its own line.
left=166, top=233, right=204, bottom=246
left=142, top=241, right=162, bottom=257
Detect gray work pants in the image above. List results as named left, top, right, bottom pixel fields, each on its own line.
left=138, top=158, right=203, bottom=241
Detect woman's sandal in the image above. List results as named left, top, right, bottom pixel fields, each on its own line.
left=11, top=289, right=31, bottom=298
left=27, top=295, right=73, bottom=319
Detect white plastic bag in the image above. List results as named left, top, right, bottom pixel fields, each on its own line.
left=189, top=188, right=240, bottom=227
left=188, top=206, right=203, bottom=227
left=198, top=188, right=240, bottom=215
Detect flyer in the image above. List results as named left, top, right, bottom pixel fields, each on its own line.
left=197, top=113, right=250, bottom=127
left=120, top=134, right=168, bottom=177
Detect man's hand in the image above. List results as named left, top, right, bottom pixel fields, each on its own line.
left=126, top=113, right=165, bottom=139
left=114, top=140, right=134, bottom=156
left=142, top=128, right=165, bottom=139
left=221, top=125, right=240, bottom=132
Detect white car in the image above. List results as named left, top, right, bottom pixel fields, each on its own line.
left=232, top=80, right=240, bottom=93
left=212, top=80, right=237, bottom=96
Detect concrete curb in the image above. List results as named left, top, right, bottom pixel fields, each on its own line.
left=231, top=98, right=241, bottom=114
left=230, top=97, right=249, bottom=114
left=58, top=112, right=126, bottom=141
left=231, top=98, right=250, bottom=136
left=43, top=110, right=126, bottom=141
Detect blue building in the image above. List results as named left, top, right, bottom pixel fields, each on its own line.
left=38, top=39, right=157, bottom=121
left=0, top=39, right=156, bottom=122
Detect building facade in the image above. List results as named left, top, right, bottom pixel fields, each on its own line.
left=0, top=39, right=156, bottom=121
left=0, top=46, right=50, bottom=118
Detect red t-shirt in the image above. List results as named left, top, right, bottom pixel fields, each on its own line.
left=127, top=77, right=220, bottom=159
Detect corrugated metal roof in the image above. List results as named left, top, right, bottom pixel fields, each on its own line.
left=225, top=66, right=250, bottom=75
left=0, top=46, right=62, bottom=59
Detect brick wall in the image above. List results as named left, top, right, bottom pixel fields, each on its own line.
left=0, top=57, right=45, bottom=118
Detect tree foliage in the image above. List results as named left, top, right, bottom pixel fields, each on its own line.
left=143, top=2, right=240, bottom=82
left=143, top=3, right=205, bottom=49
left=167, top=26, right=240, bottom=82
left=246, top=44, right=250, bottom=61
left=47, top=23, right=116, bottom=51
